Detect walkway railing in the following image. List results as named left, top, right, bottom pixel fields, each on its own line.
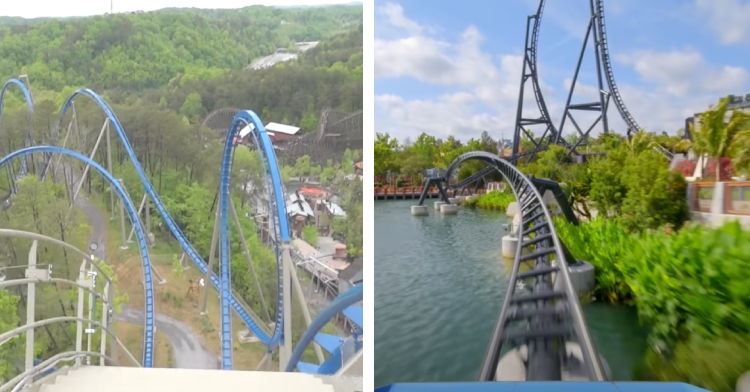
left=688, top=181, right=750, bottom=216
left=0, top=231, right=139, bottom=392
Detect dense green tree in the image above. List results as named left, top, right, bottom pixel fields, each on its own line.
left=0, top=6, right=362, bottom=92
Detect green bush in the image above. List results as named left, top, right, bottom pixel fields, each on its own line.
left=556, top=218, right=750, bottom=390
left=642, top=333, right=750, bottom=392
left=556, top=218, right=750, bottom=349
left=463, top=189, right=515, bottom=210
left=302, top=225, right=319, bottom=248
left=588, top=148, right=689, bottom=231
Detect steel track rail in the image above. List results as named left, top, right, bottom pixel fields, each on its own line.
left=594, top=0, right=641, bottom=133
left=0, top=146, right=156, bottom=367
left=444, top=152, right=605, bottom=382
left=529, top=0, right=558, bottom=140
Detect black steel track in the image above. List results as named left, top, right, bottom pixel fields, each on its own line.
left=512, top=0, right=563, bottom=161
left=594, top=0, right=641, bottom=136
left=512, top=0, right=644, bottom=161
left=443, top=152, right=607, bottom=382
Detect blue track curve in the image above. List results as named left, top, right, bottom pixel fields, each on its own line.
left=0, top=146, right=155, bottom=367
left=0, top=78, right=34, bottom=180
left=216, top=111, right=291, bottom=368
left=285, top=284, right=363, bottom=372
left=54, top=89, right=289, bottom=369
left=2, top=81, right=350, bottom=373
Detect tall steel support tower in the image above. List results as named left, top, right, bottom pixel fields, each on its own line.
left=511, top=0, right=562, bottom=162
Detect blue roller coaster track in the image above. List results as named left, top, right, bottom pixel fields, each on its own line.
left=0, top=82, right=363, bottom=375
left=0, top=78, right=35, bottom=184
left=0, top=146, right=156, bottom=368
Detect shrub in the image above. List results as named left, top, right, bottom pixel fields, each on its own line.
left=556, top=218, right=750, bottom=350
left=642, top=333, right=750, bottom=392
left=704, top=157, right=734, bottom=181
left=463, top=189, right=515, bottom=210
left=673, top=159, right=697, bottom=177
left=302, top=225, right=318, bottom=247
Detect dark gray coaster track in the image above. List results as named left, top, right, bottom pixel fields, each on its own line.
left=436, top=151, right=608, bottom=381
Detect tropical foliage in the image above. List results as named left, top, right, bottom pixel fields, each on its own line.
left=556, top=218, right=750, bottom=391
left=677, top=97, right=750, bottom=179
left=462, top=189, right=515, bottom=210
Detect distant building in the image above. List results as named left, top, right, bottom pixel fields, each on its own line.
left=692, top=93, right=750, bottom=135
left=265, top=122, right=300, bottom=143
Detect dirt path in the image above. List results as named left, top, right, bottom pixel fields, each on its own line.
left=74, top=191, right=219, bottom=369
left=115, top=306, right=218, bottom=369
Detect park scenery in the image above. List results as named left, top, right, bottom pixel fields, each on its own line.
left=375, top=95, right=750, bottom=391
left=0, top=3, right=363, bottom=388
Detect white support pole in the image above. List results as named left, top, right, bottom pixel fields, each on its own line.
left=118, top=180, right=128, bottom=250
left=75, top=259, right=87, bottom=366
left=86, top=263, right=94, bottom=366
left=100, top=282, right=109, bottom=366
left=69, top=119, right=108, bottom=209
left=285, top=254, right=325, bottom=364
left=126, top=194, right=149, bottom=243
left=278, top=244, right=294, bottom=371
left=117, top=181, right=165, bottom=283
left=51, top=120, right=75, bottom=181
left=255, top=352, right=271, bottom=371
left=106, top=120, right=115, bottom=220
left=200, top=201, right=221, bottom=316
left=229, top=198, right=271, bottom=323
left=24, top=241, right=38, bottom=379
left=145, top=193, right=151, bottom=236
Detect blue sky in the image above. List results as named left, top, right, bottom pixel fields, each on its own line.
left=374, top=0, right=750, bottom=142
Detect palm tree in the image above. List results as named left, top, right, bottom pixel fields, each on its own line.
left=676, top=98, right=750, bottom=180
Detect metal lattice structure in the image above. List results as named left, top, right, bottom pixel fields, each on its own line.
left=276, top=109, right=363, bottom=166
left=513, top=0, right=642, bottom=161
left=202, top=107, right=363, bottom=166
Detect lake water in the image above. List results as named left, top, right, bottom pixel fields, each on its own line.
left=374, top=200, right=649, bottom=387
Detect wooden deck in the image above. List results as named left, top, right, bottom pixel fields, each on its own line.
left=374, top=186, right=487, bottom=200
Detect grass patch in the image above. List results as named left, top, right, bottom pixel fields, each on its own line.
left=115, top=321, right=173, bottom=368
left=94, top=198, right=268, bottom=370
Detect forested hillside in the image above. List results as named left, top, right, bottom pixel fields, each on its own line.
left=0, top=22, right=362, bottom=131
left=0, top=5, right=362, bottom=91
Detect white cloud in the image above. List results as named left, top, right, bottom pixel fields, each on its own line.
left=616, top=49, right=748, bottom=96
left=374, top=3, right=544, bottom=141
left=375, top=2, right=750, bottom=143
left=695, top=0, right=750, bottom=45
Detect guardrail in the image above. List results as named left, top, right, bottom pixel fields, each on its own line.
left=688, top=181, right=750, bottom=215
left=0, top=234, right=139, bottom=392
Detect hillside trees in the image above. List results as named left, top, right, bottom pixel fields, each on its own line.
left=0, top=5, right=362, bottom=91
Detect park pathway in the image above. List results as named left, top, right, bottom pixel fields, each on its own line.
left=74, top=187, right=219, bottom=369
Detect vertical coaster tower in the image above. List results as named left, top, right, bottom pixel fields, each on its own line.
left=511, top=0, right=564, bottom=163
left=512, top=0, right=642, bottom=161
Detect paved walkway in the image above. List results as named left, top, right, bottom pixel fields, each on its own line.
left=73, top=174, right=218, bottom=369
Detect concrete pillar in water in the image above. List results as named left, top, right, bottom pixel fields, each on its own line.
left=455, top=195, right=467, bottom=203
left=556, top=261, right=596, bottom=295
left=506, top=202, right=519, bottom=218
left=434, top=201, right=446, bottom=210
left=448, top=197, right=460, bottom=205
left=440, top=204, right=458, bottom=215
left=501, top=235, right=519, bottom=258
left=411, top=206, right=429, bottom=216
